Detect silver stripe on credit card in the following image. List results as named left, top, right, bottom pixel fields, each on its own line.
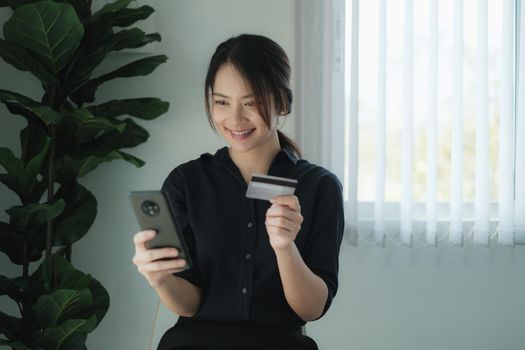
left=245, top=173, right=298, bottom=201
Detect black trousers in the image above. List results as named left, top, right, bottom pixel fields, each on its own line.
left=157, top=317, right=319, bottom=350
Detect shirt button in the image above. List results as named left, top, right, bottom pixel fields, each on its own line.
left=245, top=253, right=252, bottom=260
left=247, top=222, right=253, bottom=228
left=242, top=288, right=248, bottom=294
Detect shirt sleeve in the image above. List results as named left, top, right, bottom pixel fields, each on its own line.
left=303, top=172, right=345, bottom=320
left=161, top=167, right=203, bottom=288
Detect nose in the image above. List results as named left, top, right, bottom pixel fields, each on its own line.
left=231, top=103, right=247, bottom=123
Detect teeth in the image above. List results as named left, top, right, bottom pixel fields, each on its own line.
left=231, top=129, right=253, bottom=135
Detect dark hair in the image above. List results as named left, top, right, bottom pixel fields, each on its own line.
left=204, top=34, right=302, bottom=159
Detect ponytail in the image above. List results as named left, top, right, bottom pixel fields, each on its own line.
left=277, top=130, right=302, bottom=159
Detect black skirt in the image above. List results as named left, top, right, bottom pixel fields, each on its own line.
left=157, top=317, right=319, bottom=350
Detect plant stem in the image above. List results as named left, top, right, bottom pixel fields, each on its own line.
left=23, top=240, right=28, bottom=278
left=66, top=244, right=72, bottom=262
left=45, top=128, right=56, bottom=259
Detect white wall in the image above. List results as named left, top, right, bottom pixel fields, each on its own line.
left=1, top=1, right=524, bottom=350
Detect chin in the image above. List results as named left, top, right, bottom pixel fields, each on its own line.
left=229, top=143, right=256, bottom=154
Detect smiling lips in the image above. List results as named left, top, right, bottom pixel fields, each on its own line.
left=228, top=128, right=256, bottom=140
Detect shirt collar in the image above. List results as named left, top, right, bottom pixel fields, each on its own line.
left=212, top=145, right=298, bottom=168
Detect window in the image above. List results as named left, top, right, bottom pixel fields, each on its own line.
left=296, top=0, right=524, bottom=246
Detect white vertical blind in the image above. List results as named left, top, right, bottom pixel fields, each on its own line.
left=450, top=0, right=464, bottom=246
left=473, top=0, right=490, bottom=246
left=374, top=0, right=386, bottom=245
left=331, top=2, right=346, bottom=186
left=426, top=0, right=439, bottom=246
left=299, top=0, right=521, bottom=247
left=347, top=0, right=359, bottom=237
left=400, top=0, right=414, bottom=245
left=516, top=0, right=525, bottom=244
left=498, top=0, right=515, bottom=245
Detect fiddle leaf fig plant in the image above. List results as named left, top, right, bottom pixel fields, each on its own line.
left=0, top=0, right=170, bottom=348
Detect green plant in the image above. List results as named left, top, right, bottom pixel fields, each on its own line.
left=0, top=0, right=169, bottom=348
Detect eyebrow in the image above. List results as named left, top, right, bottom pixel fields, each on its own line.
left=212, top=93, right=254, bottom=99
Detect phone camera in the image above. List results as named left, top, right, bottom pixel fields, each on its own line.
left=141, top=200, right=160, bottom=217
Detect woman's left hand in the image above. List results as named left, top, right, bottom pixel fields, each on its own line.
left=265, top=195, right=304, bottom=250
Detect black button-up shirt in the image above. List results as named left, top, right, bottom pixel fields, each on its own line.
left=161, top=146, right=345, bottom=327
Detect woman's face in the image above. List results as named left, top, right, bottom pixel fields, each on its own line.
left=210, top=63, right=278, bottom=154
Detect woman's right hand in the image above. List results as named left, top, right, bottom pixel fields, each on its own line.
left=132, top=230, right=187, bottom=288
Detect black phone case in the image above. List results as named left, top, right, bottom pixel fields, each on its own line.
left=129, top=190, right=192, bottom=270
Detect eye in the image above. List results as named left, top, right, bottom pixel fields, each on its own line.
left=244, top=101, right=255, bottom=107
left=214, top=100, right=227, bottom=106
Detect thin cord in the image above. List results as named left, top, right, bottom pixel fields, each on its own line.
left=148, top=298, right=161, bottom=350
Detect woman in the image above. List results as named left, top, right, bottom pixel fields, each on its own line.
left=132, top=34, right=345, bottom=350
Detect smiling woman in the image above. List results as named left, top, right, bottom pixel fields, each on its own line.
left=131, top=34, right=345, bottom=350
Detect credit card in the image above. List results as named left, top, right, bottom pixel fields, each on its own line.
left=245, top=174, right=298, bottom=201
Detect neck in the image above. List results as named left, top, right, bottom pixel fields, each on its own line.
left=229, top=134, right=281, bottom=180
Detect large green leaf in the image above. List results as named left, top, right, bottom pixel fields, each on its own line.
left=57, top=108, right=125, bottom=150
left=5, top=102, right=48, bottom=132
left=117, top=151, right=145, bottom=168
left=93, top=3, right=154, bottom=28
left=0, top=311, right=22, bottom=342
left=0, top=137, right=50, bottom=203
left=33, top=253, right=109, bottom=328
left=0, top=89, right=61, bottom=126
left=0, top=39, right=59, bottom=85
left=60, top=0, right=91, bottom=25
left=4, top=1, right=84, bottom=74
left=62, top=23, right=114, bottom=95
left=109, top=5, right=154, bottom=27
left=0, top=148, right=26, bottom=199
left=91, top=0, right=133, bottom=21
left=0, top=275, right=45, bottom=310
left=52, top=183, right=97, bottom=246
left=19, top=127, right=53, bottom=203
left=7, top=200, right=66, bottom=237
left=98, top=55, right=168, bottom=82
left=70, top=55, right=168, bottom=104
left=21, top=126, right=52, bottom=164
left=0, top=148, right=24, bottom=180
left=74, top=277, right=109, bottom=327
left=0, top=0, right=91, bottom=22
left=0, top=221, right=44, bottom=265
left=0, top=339, right=31, bottom=350
left=0, top=274, right=22, bottom=301
left=0, top=173, right=20, bottom=198
left=87, top=98, right=169, bottom=120
left=61, top=117, right=149, bottom=175
left=22, top=138, right=50, bottom=189
left=33, top=289, right=93, bottom=328
left=111, top=28, right=161, bottom=51
left=91, top=118, right=149, bottom=150
left=39, top=315, right=96, bottom=350
left=65, top=149, right=144, bottom=177
left=0, top=138, right=51, bottom=188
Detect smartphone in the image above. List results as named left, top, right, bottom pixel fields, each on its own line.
left=129, top=190, right=192, bottom=270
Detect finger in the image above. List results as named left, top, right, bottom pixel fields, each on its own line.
left=270, top=195, right=300, bottom=211
left=133, top=247, right=179, bottom=265
left=266, top=206, right=303, bottom=226
left=266, top=205, right=301, bottom=220
left=266, top=224, right=293, bottom=235
left=265, top=216, right=298, bottom=232
left=140, top=258, right=187, bottom=273
left=133, top=230, right=156, bottom=253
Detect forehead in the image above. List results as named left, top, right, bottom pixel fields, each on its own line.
left=213, top=63, right=253, bottom=96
